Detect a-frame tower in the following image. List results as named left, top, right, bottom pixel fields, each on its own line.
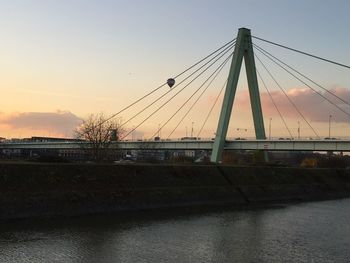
left=211, top=28, right=266, bottom=162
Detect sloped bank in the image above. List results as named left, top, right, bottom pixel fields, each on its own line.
left=0, top=163, right=350, bottom=220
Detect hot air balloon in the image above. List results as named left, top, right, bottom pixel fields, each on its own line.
left=167, top=78, right=175, bottom=88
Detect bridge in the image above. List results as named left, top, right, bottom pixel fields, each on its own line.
left=2, top=28, right=350, bottom=161
left=1, top=139, right=350, bottom=152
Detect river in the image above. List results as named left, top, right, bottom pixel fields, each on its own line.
left=1, top=198, right=350, bottom=262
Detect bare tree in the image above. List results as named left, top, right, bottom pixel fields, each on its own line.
left=75, top=113, right=125, bottom=161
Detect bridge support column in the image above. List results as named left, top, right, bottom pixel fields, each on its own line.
left=211, top=28, right=266, bottom=163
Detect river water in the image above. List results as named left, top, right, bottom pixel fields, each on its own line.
left=1, top=199, right=350, bottom=263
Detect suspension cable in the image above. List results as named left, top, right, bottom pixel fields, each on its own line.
left=120, top=42, right=235, bottom=128
left=93, top=38, right=236, bottom=129
left=173, top=38, right=236, bottom=79
left=254, top=44, right=350, bottom=118
left=164, top=53, right=232, bottom=139
left=252, top=35, right=350, bottom=69
left=121, top=45, right=235, bottom=140
left=196, top=79, right=227, bottom=138
left=255, top=54, right=320, bottom=138
left=256, top=68, right=294, bottom=138
left=253, top=43, right=350, bottom=107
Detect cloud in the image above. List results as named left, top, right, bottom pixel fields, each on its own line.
left=0, top=110, right=83, bottom=137
left=235, top=86, right=350, bottom=123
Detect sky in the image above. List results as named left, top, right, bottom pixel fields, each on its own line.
left=1, top=0, right=350, bottom=139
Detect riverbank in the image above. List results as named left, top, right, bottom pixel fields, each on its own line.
left=1, top=163, right=350, bottom=220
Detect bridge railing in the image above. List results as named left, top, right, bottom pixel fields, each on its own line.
left=1, top=139, right=350, bottom=152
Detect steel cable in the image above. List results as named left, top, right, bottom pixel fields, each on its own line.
left=254, top=43, right=350, bottom=107
left=120, top=42, right=236, bottom=129
left=256, top=67, right=294, bottom=138
left=121, top=44, right=235, bottom=140
left=255, top=54, right=320, bottom=138
left=254, top=44, right=350, bottom=118
left=92, top=38, right=236, bottom=129
left=196, top=79, right=227, bottom=138
left=163, top=53, right=232, bottom=139
left=252, top=35, right=350, bottom=69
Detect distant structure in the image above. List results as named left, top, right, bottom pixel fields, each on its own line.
left=28, top=136, right=80, bottom=142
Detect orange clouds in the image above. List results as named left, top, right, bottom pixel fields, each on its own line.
left=235, top=87, right=350, bottom=123
left=0, top=111, right=83, bottom=138
left=1, top=86, right=350, bottom=139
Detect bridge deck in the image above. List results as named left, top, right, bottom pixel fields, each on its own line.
left=1, top=140, right=350, bottom=152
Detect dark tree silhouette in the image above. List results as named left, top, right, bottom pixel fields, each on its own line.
left=75, top=113, right=125, bottom=161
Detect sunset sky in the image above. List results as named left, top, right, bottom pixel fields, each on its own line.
left=1, top=0, right=350, bottom=139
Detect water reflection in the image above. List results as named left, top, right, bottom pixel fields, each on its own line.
left=1, top=199, right=350, bottom=262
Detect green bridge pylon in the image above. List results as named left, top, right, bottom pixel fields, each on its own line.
left=211, top=28, right=266, bottom=163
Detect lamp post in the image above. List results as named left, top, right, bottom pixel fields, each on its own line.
left=329, top=115, right=332, bottom=138
left=268, top=118, right=272, bottom=140
left=191, top=122, right=194, bottom=138
left=298, top=121, right=300, bottom=139
left=132, top=126, right=135, bottom=141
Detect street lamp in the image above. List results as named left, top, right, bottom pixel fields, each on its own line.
left=298, top=121, right=300, bottom=139
left=268, top=118, right=272, bottom=140
left=329, top=115, right=332, bottom=138
left=191, top=122, right=194, bottom=137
